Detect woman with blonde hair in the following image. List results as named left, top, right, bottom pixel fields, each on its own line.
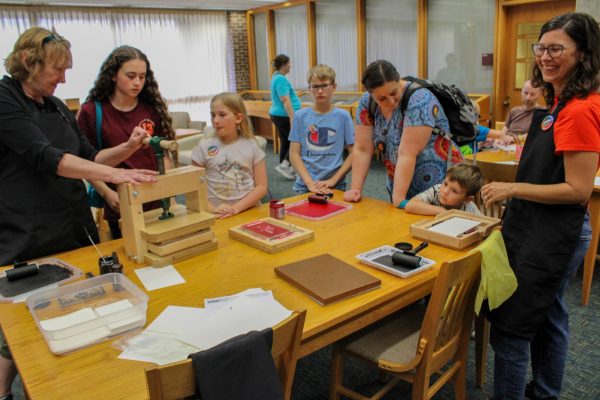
left=0, top=27, right=156, bottom=400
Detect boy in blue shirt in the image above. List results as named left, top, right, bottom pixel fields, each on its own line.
left=289, top=64, right=354, bottom=194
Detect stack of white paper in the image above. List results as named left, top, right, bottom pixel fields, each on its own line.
left=118, top=288, right=292, bottom=365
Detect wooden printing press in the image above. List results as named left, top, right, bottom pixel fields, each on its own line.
left=118, top=136, right=217, bottom=266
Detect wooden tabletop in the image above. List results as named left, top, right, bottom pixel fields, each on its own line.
left=0, top=193, right=469, bottom=399
left=465, top=149, right=517, bottom=163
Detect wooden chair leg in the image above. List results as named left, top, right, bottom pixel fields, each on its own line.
left=454, top=363, right=467, bottom=400
left=411, top=364, right=429, bottom=400
left=474, top=315, right=489, bottom=387
left=330, top=346, right=344, bottom=400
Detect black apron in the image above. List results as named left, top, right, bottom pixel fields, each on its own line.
left=0, top=92, right=98, bottom=265
left=489, top=103, right=586, bottom=339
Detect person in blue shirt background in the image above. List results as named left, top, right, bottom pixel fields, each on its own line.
left=289, top=64, right=354, bottom=194
left=269, top=54, right=301, bottom=180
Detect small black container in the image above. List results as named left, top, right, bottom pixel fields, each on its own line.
left=98, top=252, right=123, bottom=275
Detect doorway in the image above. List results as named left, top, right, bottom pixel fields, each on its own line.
left=493, top=0, right=575, bottom=122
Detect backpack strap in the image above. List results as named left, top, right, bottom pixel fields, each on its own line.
left=94, top=101, right=103, bottom=150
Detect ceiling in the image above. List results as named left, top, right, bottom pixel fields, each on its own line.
left=0, top=0, right=281, bottom=11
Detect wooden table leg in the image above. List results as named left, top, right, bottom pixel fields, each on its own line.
left=582, top=192, right=600, bottom=305
left=474, top=314, right=489, bottom=388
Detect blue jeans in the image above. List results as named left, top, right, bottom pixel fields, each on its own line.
left=491, top=212, right=591, bottom=400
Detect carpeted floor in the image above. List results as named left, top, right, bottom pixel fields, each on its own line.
left=262, top=143, right=600, bottom=400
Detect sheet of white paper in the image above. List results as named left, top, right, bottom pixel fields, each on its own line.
left=496, top=144, right=516, bottom=151
left=205, top=288, right=274, bottom=310
left=94, top=299, right=134, bottom=316
left=134, top=265, right=185, bottom=291
left=118, top=331, right=200, bottom=365
left=146, top=305, right=212, bottom=336
left=39, top=308, right=98, bottom=331
left=427, top=217, right=481, bottom=237
left=594, top=176, right=600, bottom=187
left=48, top=326, right=110, bottom=354
left=178, top=295, right=292, bottom=350
left=496, top=160, right=518, bottom=165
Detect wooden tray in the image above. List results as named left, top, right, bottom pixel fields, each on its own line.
left=410, top=209, right=500, bottom=250
left=228, top=218, right=314, bottom=254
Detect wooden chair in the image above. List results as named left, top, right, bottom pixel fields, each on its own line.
left=330, top=251, right=482, bottom=400
left=145, top=310, right=306, bottom=400
left=472, top=159, right=518, bottom=219
left=494, top=121, right=505, bottom=131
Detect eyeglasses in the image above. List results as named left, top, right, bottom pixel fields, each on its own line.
left=531, top=43, right=572, bottom=58
left=309, top=83, right=332, bottom=92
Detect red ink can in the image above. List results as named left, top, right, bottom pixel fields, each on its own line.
left=269, top=200, right=285, bottom=219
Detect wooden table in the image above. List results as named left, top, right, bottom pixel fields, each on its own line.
left=466, top=149, right=599, bottom=306
left=0, top=194, right=470, bottom=399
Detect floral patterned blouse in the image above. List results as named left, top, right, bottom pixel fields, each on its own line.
left=355, top=84, right=463, bottom=199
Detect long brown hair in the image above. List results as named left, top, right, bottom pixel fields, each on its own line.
left=86, top=46, right=175, bottom=143
left=531, top=12, right=600, bottom=106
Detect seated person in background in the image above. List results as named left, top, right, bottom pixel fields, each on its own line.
left=289, top=64, right=354, bottom=194
left=405, top=163, right=483, bottom=216
left=191, top=92, right=267, bottom=219
left=493, top=79, right=543, bottom=145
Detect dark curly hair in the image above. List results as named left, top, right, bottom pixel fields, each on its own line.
left=86, top=46, right=175, bottom=145
left=532, top=12, right=600, bottom=106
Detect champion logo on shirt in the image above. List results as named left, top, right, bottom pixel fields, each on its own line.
left=139, top=119, right=155, bottom=135
left=207, top=145, right=219, bottom=156
left=307, top=125, right=336, bottom=151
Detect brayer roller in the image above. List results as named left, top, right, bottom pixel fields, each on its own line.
left=5, top=262, right=39, bottom=282
left=391, top=242, right=429, bottom=270
left=308, top=193, right=333, bottom=204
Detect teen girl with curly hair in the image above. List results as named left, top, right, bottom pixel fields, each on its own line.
left=78, top=45, right=175, bottom=239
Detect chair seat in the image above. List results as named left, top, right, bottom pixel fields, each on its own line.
left=344, top=303, right=426, bottom=365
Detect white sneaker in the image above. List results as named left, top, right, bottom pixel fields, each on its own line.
left=276, top=163, right=295, bottom=180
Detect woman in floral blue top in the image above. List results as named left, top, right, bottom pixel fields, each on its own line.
left=344, top=60, right=463, bottom=208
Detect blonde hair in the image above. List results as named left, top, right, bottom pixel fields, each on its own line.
left=5, top=27, right=72, bottom=82
left=306, top=64, right=336, bottom=85
left=210, top=92, right=254, bottom=140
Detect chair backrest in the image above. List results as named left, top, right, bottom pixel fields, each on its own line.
left=495, top=121, right=505, bottom=131
left=145, top=309, right=306, bottom=400
left=170, top=111, right=191, bottom=130
left=473, top=159, right=518, bottom=218
left=419, top=251, right=482, bottom=373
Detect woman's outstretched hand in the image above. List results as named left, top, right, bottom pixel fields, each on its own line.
left=109, top=168, right=158, bottom=185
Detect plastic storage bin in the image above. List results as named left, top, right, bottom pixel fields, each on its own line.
left=26, top=273, right=148, bottom=355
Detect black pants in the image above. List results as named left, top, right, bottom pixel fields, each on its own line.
left=108, top=220, right=122, bottom=240
left=269, top=114, right=291, bottom=164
